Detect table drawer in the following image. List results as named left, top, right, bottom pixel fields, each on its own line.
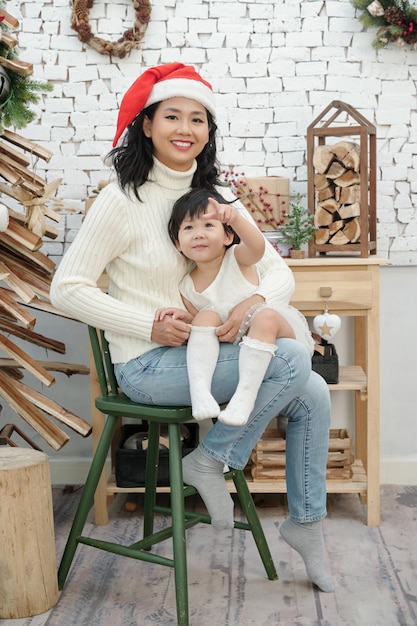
left=289, top=268, right=373, bottom=313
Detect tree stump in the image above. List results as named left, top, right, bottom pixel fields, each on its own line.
left=0, top=448, right=58, bottom=618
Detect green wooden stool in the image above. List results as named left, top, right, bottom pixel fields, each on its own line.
left=58, top=326, right=278, bottom=626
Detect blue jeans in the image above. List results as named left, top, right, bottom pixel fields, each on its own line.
left=115, top=338, right=330, bottom=522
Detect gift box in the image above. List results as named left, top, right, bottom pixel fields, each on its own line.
left=115, top=422, right=199, bottom=488
left=235, top=176, right=290, bottom=231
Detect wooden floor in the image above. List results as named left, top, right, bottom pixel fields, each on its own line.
left=2, top=485, right=416, bottom=626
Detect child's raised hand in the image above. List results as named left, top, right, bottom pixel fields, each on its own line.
left=204, top=197, right=237, bottom=225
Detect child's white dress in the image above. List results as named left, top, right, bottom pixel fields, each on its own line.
left=180, top=246, right=314, bottom=355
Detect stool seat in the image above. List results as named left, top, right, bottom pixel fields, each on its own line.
left=58, top=326, right=278, bottom=626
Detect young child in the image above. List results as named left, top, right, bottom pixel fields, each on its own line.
left=155, top=187, right=314, bottom=426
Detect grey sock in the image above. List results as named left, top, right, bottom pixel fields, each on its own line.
left=182, top=446, right=234, bottom=530
left=280, top=518, right=334, bottom=592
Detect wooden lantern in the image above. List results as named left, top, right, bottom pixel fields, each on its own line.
left=307, top=101, right=377, bottom=258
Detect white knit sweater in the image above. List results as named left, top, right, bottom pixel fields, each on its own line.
left=50, top=159, right=295, bottom=363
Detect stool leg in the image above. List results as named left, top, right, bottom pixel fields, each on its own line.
left=58, top=415, right=119, bottom=589
left=168, top=423, right=189, bottom=626
left=232, top=470, right=278, bottom=581
left=143, top=421, right=160, bottom=540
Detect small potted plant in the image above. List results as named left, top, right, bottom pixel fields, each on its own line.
left=277, top=193, right=315, bottom=258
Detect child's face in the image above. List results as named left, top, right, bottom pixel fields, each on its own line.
left=175, top=210, right=234, bottom=263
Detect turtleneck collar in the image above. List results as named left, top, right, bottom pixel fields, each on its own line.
left=149, top=157, right=197, bottom=191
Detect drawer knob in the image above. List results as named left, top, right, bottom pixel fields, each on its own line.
left=319, top=286, right=333, bottom=298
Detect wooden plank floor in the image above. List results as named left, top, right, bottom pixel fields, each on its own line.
left=2, top=485, right=416, bottom=626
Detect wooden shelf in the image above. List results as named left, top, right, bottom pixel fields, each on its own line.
left=105, top=459, right=367, bottom=498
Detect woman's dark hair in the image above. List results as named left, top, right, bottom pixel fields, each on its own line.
left=107, top=103, right=221, bottom=200
left=168, top=187, right=237, bottom=245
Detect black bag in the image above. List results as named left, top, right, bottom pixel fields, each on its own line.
left=115, top=423, right=199, bottom=488
left=312, top=339, right=339, bottom=384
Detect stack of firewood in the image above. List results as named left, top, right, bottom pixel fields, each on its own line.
left=250, top=428, right=354, bottom=481
left=0, top=4, right=91, bottom=451
left=312, top=140, right=362, bottom=246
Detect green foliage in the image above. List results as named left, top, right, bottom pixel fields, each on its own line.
left=350, top=0, right=417, bottom=49
left=0, top=9, right=53, bottom=132
left=277, top=194, right=315, bottom=250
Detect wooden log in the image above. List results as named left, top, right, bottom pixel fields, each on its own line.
left=0, top=286, right=37, bottom=328
left=14, top=378, right=92, bottom=437
left=326, top=161, right=347, bottom=179
left=328, top=220, right=345, bottom=235
left=5, top=206, right=59, bottom=240
left=329, top=141, right=360, bottom=172
left=0, top=161, right=23, bottom=185
left=343, top=218, right=361, bottom=243
left=0, top=235, right=55, bottom=274
left=0, top=449, right=59, bottom=618
left=315, top=228, right=331, bottom=245
left=313, top=173, right=331, bottom=191
left=0, top=318, right=66, bottom=353
left=337, top=184, right=361, bottom=205
left=318, top=198, right=338, bottom=213
left=1, top=261, right=52, bottom=299
left=0, top=56, right=33, bottom=76
left=312, top=145, right=334, bottom=174
left=0, top=151, right=47, bottom=188
left=1, top=129, right=53, bottom=163
left=0, top=358, right=89, bottom=376
left=5, top=217, right=43, bottom=252
left=338, top=202, right=361, bottom=219
left=329, top=230, right=350, bottom=245
left=0, top=31, right=19, bottom=48
left=0, top=141, right=30, bottom=167
left=0, top=8, right=20, bottom=29
left=0, top=260, right=37, bottom=303
left=317, top=186, right=334, bottom=201
left=0, top=372, right=68, bottom=450
left=334, top=170, right=360, bottom=187
left=0, top=333, right=55, bottom=386
left=0, top=423, right=42, bottom=449
left=314, top=205, right=334, bottom=227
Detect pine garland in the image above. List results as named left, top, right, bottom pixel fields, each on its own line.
left=71, top=0, right=151, bottom=59
left=351, top=0, right=417, bottom=49
left=0, top=1, right=52, bottom=132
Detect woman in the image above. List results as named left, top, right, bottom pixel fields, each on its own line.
left=50, top=63, right=333, bottom=592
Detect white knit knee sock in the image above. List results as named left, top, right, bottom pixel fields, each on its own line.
left=187, top=326, right=220, bottom=420
left=218, top=337, right=276, bottom=427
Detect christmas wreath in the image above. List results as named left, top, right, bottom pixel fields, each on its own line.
left=71, top=0, right=151, bottom=59
left=351, top=1, right=417, bottom=49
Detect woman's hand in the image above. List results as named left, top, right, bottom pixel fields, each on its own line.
left=155, top=307, right=194, bottom=323
left=152, top=308, right=192, bottom=346
left=216, top=295, right=265, bottom=343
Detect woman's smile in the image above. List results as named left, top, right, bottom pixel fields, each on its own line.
left=143, top=97, right=209, bottom=171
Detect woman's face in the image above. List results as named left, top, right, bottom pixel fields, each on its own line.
left=142, top=97, right=210, bottom=171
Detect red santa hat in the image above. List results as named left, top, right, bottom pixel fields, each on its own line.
left=113, top=63, right=216, bottom=147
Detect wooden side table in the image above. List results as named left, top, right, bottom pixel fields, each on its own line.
left=287, top=256, right=387, bottom=526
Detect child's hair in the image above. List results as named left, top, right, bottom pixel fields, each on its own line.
left=168, top=187, right=237, bottom=245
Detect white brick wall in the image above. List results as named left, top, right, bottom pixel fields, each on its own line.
left=10, top=0, right=417, bottom=264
